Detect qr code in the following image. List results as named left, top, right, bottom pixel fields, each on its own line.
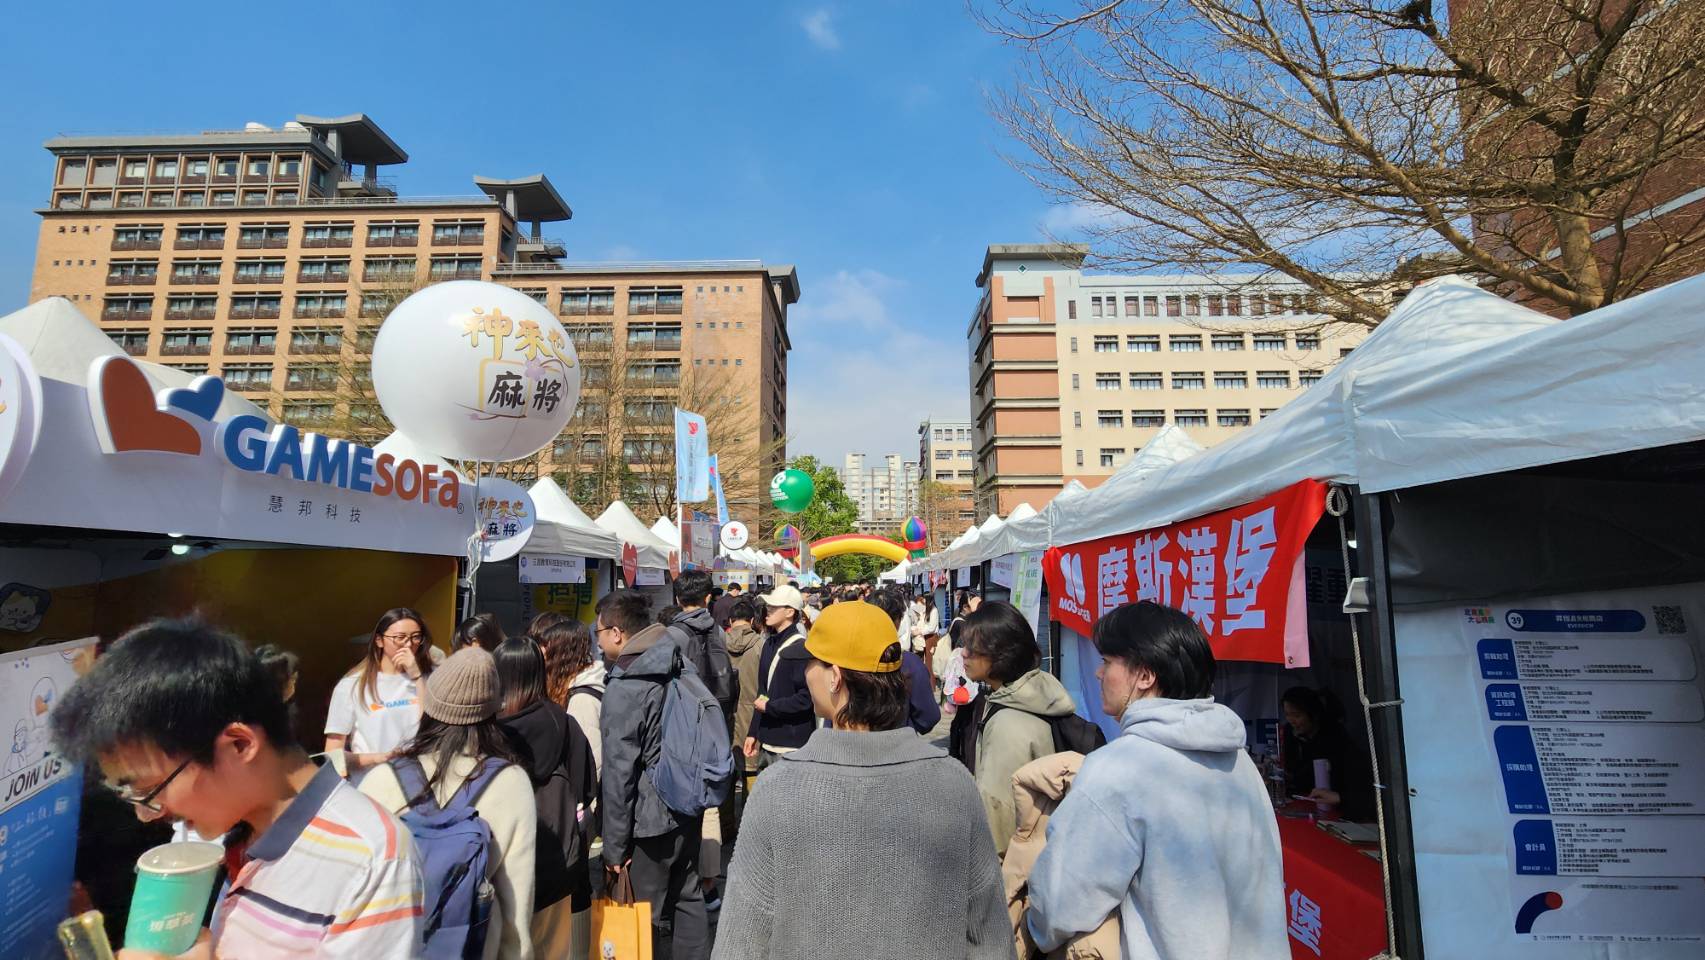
left=1654, top=605, right=1686, bottom=635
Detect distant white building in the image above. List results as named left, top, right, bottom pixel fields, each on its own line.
left=842, top=452, right=920, bottom=534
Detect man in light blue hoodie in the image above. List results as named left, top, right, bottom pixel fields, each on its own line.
left=1025, top=601, right=1289, bottom=960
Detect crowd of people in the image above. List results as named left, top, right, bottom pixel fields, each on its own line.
left=51, top=570, right=1322, bottom=960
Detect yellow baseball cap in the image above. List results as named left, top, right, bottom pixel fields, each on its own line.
left=804, top=601, right=903, bottom=673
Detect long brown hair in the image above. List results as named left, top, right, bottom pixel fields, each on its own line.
left=354, top=607, right=435, bottom=704
left=533, top=616, right=594, bottom=707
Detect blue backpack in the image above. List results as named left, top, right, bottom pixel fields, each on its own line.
left=392, top=756, right=510, bottom=960
left=646, top=649, right=734, bottom=816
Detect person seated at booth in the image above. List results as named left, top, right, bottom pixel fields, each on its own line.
left=1281, top=686, right=1376, bottom=821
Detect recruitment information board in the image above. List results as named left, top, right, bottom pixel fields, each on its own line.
left=1398, top=584, right=1705, bottom=955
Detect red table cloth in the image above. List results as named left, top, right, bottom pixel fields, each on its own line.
left=1277, top=811, right=1388, bottom=960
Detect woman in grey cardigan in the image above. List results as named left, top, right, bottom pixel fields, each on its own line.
left=711, top=601, right=1016, bottom=960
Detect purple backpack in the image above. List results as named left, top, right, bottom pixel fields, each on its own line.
left=392, top=756, right=510, bottom=960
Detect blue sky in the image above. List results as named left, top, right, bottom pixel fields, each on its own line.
left=0, top=0, right=1068, bottom=468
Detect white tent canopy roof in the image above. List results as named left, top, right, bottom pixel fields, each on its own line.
left=650, top=516, right=680, bottom=548
left=525, top=478, right=622, bottom=559
left=2, top=298, right=270, bottom=422
left=595, top=500, right=674, bottom=568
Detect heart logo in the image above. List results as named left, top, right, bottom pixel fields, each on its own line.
left=89, top=357, right=202, bottom=456
left=162, top=375, right=225, bottom=422
left=621, top=542, right=639, bottom=585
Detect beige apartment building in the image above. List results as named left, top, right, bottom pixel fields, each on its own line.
left=842, top=452, right=921, bottom=535
left=28, top=113, right=797, bottom=500
left=969, top=244, right=1366, bottom=516
left=917, top=417, right=976, bottom=548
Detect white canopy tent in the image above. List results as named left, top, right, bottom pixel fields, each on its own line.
left=526, top=478, right=622, bottom=559
left=650, top=516, right=680, bottom=548
left=594, top=500, right=674, bottom=569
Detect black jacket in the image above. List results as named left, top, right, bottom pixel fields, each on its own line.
left=600, top=625, right=686, bottom=865
left=753, top=623, right=815, bottom=750
left=499, top=699, right=598, bottom=911
left=1283, top=720, right=1376, bottom=822
left=667, top=607, right=736, bottom=710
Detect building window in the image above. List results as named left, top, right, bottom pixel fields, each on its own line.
left=935, top=449, right=954, bottom=460
left=1163, top=296, right=1181, bottom=318
left=106, top=259, right=160, bottom=284
left=1094, top=372, right=1120, bottom=390
left=1075, top=449, right=1085, bottom=467
left=625, top=360, right=682, bottom=384
left=210, top=190, right=236, bottom=206
left=1099, top=448, right=1125, bottom=468
left=1340, top=347, right=1355, bottom=358
left=1097, top=410, right=1124, bottom=428
left=1142, top=296, right=1159, bottom=317
left=228, top=294, right=282, bottom=320
left=302, top=222, right=355, bottom=248
left=1129, top=373, right=1163, bottom=391
left=367, top=221, right=420, bottom=246
left=164, top=362, right=209, bottom=375
left=431, top=219, right=486, bottom=246
left=1132, top=409, right=1165, bottom=428
left=428, top=255, right=482, bottom=280
left=215, top=157, right=239, bottom=180
left=1175, top=409, right=1209, bottom=427
left=1299, top=370, right=1323, bottom=387
left=628, top=286, right=684, bottom=315
left=123, top=159, right=147, bottom=180
left=297, top=258, right=351, bottom=283
left=517, top=287, right=548, bottom=305
left=1257, top=370, right=1291, bottom=389
left=1206, top=295, right=1224, bottom=317
left=112, top=226, right=163, bottom=251
left=293, top=294, right=349, bottom=319
left=175, top=225, right=225, bottom=249
left=1295, top=333, right=1321, bottom=350
left=165, top=295, right=217, bottom=320
left=285, top=363, right=338, bottom=391
left=277, top=156, right=302, bottom=178
left=1254, top=334, right=1288, bottom=351
left=1126, top=335, right=1159, bottom=352
left=147, top=192, right=173, bottom=208
left=246, top=158, right=271, bottom=178
left=1217, top=408, right=1252, bottom=427
left=1225, top=295, right=1243, bottom=315
left=161, top=328, right=213, bottom=355
left=363, top=257, right=417, bottom=282
left=1067, top=300, right=1077, bottom=320
left=567, top=324, right=614, bottom=348
left=561, top=287, right=616, bottom=316
left=106, top=329, right=150, bottom=356
left=627, top=323, right=683, bottom=351
left=1172, top=371, right=1206, bottom=390
left=60, top=159, right=87, bottom=186
left=1214, top=371, right=1248, bottom=389
left=222, top=363, right=275, bottom=391
left=282, top=400, right=335, bottom=423
left=232, top=258, right=287, bottom=284
left=1091, top=297, right=1104, bottom=319
left=225, top=328, right=277, bottom=355
left=184, top=158, right=209, bottom=180
left=1169, top=335, right=1202, bottom=352
left=1093, top=335, right=1119, bottom=353
left=153, top=159, right=179, bottom=180
left=1072, top=411, right=1082, bottom=428
left=1211, top=334, right=1244, bottom=351
left=1185, top=295, right=1202, bottom=316
left=290, top=327, right=343, bottom=355
left=100, top=295, right=154, bottom=322
left=1260, top=408, right=1279, bottom=419
left=1069, top=336, right=1078, bottom=353
left=1071, top=373, right=1080, bottom=390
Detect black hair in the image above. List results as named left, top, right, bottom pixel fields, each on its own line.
left=960, top=601, right=1039, bottom=684
left=657, top=605, right=682, bottom=626
left=1282, top=686, right=1345, bottom=727
left=251, top=644, right=301, bottom=702
left=453, top=612, right=506, bottom=652
left=673, top=570, right=713, bottom=607
left=728, top=598, right=757, bottom=623
left=813, top=657, right=909, bottom=731
left=51, top=618, right=292, bottom=765
left=356, top=607, right=435, bottom=704
left=727, top=582, right=743, bottom=593
left=597, top=589, right=652, bottom=635
left=393, top=714, right=521, bottom=797
left=495, top=637, right=548, bottom=716
left=1092, top=601, right=1216, bottom=700
left=869, top=587, right=908, bottom=627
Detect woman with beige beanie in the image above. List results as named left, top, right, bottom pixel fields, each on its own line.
left=361, top=645, right=540, bottom=960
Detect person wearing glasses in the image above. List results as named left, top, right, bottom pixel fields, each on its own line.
left=50, top=619, right=425, bottom=959
left=325, top=607, right=437, bottom=777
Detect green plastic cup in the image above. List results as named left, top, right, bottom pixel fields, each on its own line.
left=124, top=841, right=223, bottom=955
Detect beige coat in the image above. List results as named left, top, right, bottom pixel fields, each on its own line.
left=1002, top=752, right=1120, bottom=960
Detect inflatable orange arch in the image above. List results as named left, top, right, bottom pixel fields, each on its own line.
left=809, top=533, right=909, bottom=565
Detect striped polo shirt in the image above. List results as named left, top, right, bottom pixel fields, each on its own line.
left=211, top=761, right=424, bottom=957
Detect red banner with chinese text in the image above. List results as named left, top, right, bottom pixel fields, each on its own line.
left=1043, top=479, right=1326, bottom=664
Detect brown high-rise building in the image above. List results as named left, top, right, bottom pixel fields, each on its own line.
left=28, top=113, right=798, bottom=509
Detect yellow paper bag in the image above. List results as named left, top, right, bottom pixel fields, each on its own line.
left=592, top=872, right=653, bottom=960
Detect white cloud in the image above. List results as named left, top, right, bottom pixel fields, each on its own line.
left=787, top=269, right=968, bottom=469
left=1038, top=200, right=1127, bottom=236
left=800, top=8, right=840, bottom=50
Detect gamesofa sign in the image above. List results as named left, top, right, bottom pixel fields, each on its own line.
left=86, top=355, right=461, bottom=510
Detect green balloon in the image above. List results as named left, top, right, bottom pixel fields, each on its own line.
left=769, top=469, right=816, bottom=514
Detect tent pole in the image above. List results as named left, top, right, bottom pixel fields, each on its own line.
left=1348, top=488, right=1426, bottom=959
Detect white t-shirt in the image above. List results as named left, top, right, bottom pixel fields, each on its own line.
left=324, top=670, right=422, bottom=756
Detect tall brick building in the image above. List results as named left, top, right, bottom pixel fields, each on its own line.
left=27, top=113, right=797, bottom=501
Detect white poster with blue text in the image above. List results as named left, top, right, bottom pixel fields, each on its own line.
left=1397, top=583, right=1705, bottom=957
left=674, top=408, right=709, bottom=503
left=0, top=637, right=96, bottom=958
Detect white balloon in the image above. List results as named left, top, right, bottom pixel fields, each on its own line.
left=719, top=520, right=750, bottom=551
left=475, top=476, right=536, bottom=562
left=371, top=281, right=581, bottom=462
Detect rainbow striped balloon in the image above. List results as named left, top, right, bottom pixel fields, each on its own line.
left=777, top=524, right=802, bottom=543
left=902, top=516, right=927, bottom=545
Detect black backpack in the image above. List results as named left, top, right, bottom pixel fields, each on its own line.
left=951, top=695, right=1108, bottom=775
